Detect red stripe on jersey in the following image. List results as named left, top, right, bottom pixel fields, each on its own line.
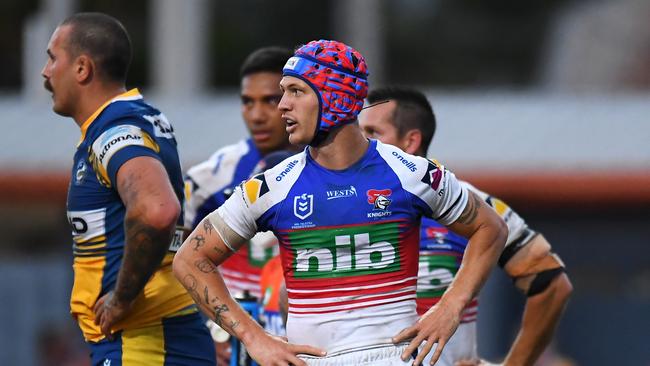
left=288, top=296, right=415, bottom=315
left=288, top=277, right=417, bottom=300
left=277, top=218, right=406, bottom=233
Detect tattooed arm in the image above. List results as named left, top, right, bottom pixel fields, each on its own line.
left=173, top=213, right=325, bottom=366
left=94, top=156, right=181, bottom=339
left=395, top=190, right=507, bottom=366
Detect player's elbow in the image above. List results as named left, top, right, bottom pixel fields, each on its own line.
left=172, top=240, right=191, bottom=282
left=555, top=273, right=573, bottom=303
left=141, top=198, right=181, bottom=233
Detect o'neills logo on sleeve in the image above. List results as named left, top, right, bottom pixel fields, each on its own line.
left=275, top=160, right=299, bottom=181
left=391, top=151, right=417, bottom=172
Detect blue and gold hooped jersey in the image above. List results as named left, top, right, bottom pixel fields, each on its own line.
left=67, top=89, right=193, bottom=342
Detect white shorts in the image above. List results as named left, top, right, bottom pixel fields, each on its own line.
left=424, top=321, right=477, bottom=366
left=299, top=343, right=416, bottom=366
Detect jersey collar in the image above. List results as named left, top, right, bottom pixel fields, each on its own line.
left=77, top=88, right=143, bottom=146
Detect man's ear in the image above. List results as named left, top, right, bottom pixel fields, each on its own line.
left=402, top=129, right=422, bottom=155
left=75, top=54, right=94, bottom=84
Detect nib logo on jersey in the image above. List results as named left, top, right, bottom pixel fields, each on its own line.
left=325, top=185, right=357, bottom=200
left=290, top=222, right=401, bottom=278
left=366, top=189, right=392, bottom=218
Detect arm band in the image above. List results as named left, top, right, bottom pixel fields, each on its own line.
left=206, top=211, right=245, bottom=252
left=498, top=228, right=538, bottom=268
left=527, top=267, right=565, bottom=297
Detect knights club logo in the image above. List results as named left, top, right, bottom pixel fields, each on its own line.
left=422, top=160, right=444, bottom=190
left=293, top=193, right=314, bottom=220
left=367, top=189, right=392, bottom=210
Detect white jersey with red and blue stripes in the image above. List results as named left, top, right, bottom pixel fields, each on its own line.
left=217, top=139, right=468, bottom=353
left=416, top=181, right=531, bottom=323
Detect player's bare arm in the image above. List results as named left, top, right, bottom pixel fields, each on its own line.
left=395, top=190, right=507, bottom=366
left=456, top=234, right=572, bottom=366
left=93, top=156, right=181, bottom=339
left=173, top=213, right=325, bottom=366
left=500, top=234, right=572, bottom=366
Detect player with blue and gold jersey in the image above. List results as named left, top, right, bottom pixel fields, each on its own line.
left=43, top=13, right=214, bottom=365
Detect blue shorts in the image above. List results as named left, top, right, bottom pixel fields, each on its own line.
left=88, top=311, right=216, bottom=366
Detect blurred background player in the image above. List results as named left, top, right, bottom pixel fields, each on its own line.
left=251, top=151, right=296, bottom=339
left=42, top=12, right=214, bottom=365
left=173, top=39, right=507, bottom=366
left=183, top=46, right=296, bottom=365
left=359, top=86, right=573, bottom=366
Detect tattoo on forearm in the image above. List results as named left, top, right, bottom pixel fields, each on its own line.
left=457, top=193, right=481, bottom=225
left=201, top=285, right=240, bottom=334
left=203, top=285, right=211, bottom=305
left=191, top=234, right=206, bottom=251
left=115, top=216, right=171, bottom=303
left=213, top=304, right=229, bottom=327
left=229, top=320, right=240, bottom=333
left=203, top=219, right=213, bottom=236
left=182, top=274, right=201, bottom=302
left=195, top=258, right=218, bottom=274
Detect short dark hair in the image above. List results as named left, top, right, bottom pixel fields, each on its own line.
left=240, top=47, right=293, bottom=78
left=61, top=12, right=132, bottom=84
left=367, top=86, right=436, bottom=154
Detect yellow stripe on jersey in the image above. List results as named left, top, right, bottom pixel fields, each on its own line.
left=489, top=197, right=510, bottom=217
left=142, top=131, right=161, bottom=153
left=122, top=323, right=165, bottom=366
left=78, top=89, right=142, bottom=146
left=74, top=253, right=195, bottom=342
left=184, top=180, right=193, bottom=203
left=244, top=178, right=262, bottom=204
left=71, top=256, right=106, bottom=341
left=75, top=235, right=107, bottom=245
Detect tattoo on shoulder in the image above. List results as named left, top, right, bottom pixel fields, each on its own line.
left=457, top=192, right=481, bottom=225
left=191, top=234, right=206, bottom=251
left=195, top=258, right=218, bottom=274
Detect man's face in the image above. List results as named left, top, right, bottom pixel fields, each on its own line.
left=241, top=72, right=289, bottom=154
left=359, top=100, right=406, bottom=150
left=41, top=25, right=78, bottom=117
left=278, top=76, right=320, bottom=146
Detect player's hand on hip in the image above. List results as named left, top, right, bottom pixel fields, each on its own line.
left=214, top=340, right=231, bottom=366
left=93, top=291, right=134, bottom=340
left=392, top=303, right=462, bottom=366
left=246, top=332, right=325, bottom=366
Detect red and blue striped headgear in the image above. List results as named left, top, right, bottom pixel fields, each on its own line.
left=283, top=40, right=369, bottom=146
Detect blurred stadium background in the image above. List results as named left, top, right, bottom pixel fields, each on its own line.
left=1, top=0, right=649, bottom=365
